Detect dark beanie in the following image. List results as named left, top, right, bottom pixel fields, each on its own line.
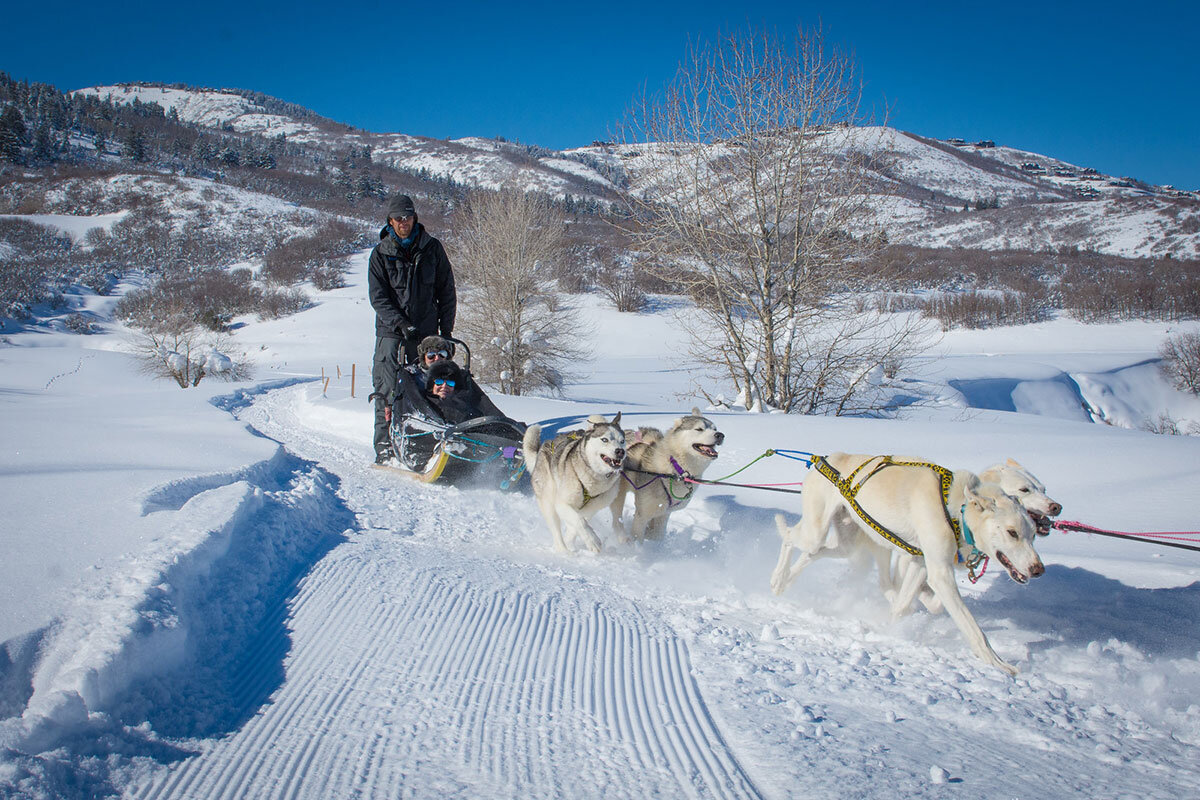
left=426, top=360, right=462, bottom=391
left=387, top=193, right=416, bottom=220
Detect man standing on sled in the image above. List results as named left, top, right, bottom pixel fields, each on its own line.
left=368, top=193, right=457, bottom=465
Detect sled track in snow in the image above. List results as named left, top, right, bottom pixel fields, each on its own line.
left=132, top=544, right=761, bottom=800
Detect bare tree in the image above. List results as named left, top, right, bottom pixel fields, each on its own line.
left=451, top=188, right=589, bottom=395
left=619, top=26, right=932, bottom=413
left=1159, top=330, right=1200, bottom=394
left=595, top=248, right=648, bottom=313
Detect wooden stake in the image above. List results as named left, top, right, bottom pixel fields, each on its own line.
left=351, top=363, right=356, bottom=398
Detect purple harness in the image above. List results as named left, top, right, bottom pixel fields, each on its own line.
left=621, top=457, right=694, bottom=508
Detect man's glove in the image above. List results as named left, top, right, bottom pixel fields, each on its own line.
left=400, top=324, right=418, bottom=340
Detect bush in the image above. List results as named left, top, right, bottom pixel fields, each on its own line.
left=0, top=217, right=74, bottom=316
left=1159, top=330, right=1200, bottom=394
left=261, top=217, right=365, bottom=287
left=258, top=286, right=311, bottom=319
left=922, top=290, right=1047, bottom=329
left=116, top=267, right=262, bottom=332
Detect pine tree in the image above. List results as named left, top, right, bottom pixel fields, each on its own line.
left=32, top=123, right=55, bottom=162
left=0, top=104, right=27, bottom=163
left=122, top=126, right=147, bottom=162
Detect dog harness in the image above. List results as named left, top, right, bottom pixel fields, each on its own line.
left=811, top=455, right=988, bottom=580
left=622, top=456, right=695, bottom=508
left=543, top=429, right=613, bottom=506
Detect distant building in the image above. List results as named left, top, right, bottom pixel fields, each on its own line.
left=974, top=140, right=996, bottom=148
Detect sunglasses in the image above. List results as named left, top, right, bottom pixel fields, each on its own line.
left=424, top=350, right=449, bottom=360
left=433, top=378, right=456, bottom=388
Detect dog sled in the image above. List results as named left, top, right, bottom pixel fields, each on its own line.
left=383, top=338, right=527, bottom=487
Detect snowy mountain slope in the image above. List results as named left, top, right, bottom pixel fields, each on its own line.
left=74, top=85, right=338, bottom=144
left=581, top=126, right=1199, bottom=258
left=7, top=171, right=326, bottom=239
left=73, top=85, right=622, bottom=206
left=373, top=135, right=619, bottom=200
left=79, top=83, right=1199, bottom=259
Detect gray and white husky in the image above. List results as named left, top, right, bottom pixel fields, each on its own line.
left=610, top=408, right=724, bottom=543
left=523, top=414, right=626, bottom=554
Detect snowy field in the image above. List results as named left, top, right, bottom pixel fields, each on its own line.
left=1, top=250, right=1199, bottom=799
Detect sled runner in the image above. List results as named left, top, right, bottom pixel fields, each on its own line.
left=384, top=339, right=527, bottom=488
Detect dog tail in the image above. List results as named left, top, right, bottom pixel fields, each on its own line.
left=522, top=425, right=543, bottom=470
left=634, top=427, right=663, bottom=446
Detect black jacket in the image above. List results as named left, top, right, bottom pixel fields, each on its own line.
left=368, top=223, right=456, bottom=340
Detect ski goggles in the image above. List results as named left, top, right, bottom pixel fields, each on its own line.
left=433, top=378, right=456, bottom=387
left=424, top=350, right=450, bottom=360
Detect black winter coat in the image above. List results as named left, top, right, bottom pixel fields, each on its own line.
left=368, top=223, right=456, bottom=340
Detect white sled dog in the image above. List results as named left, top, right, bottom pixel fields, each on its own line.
left=888, top=453, right=1065, bottom=618
left=885, top=457, right=1062, bottom=615
left=771, top=452, right=1044, bottom=676
left=610, top=408, right=724, bottom=543
left=523, top=414, right=626, bottom=554
left=980, top=459, right=1062, bottom=536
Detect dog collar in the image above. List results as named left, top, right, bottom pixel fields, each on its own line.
left=958, top=503, right=976, bottom=548
left=957, top=503, right=989, bottom=582
left=668, top=456, right=688, bottom=477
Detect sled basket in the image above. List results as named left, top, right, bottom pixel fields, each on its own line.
left=386, top=341, right=526, bottom=488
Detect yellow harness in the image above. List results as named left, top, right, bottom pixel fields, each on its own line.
left=811, top=455, right=963, bottom=558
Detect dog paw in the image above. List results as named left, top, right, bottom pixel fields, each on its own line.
left=994, top=659, right=1019, bottom=677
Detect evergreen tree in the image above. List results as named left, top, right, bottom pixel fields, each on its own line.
left=32, top=123, right=55, bottom=162
left=0, top=104, right=27, bottom=163
left=122, top=126, right=147, bottom=162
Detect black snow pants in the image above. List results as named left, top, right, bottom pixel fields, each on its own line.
left=372, top=335, right=419, bottom=458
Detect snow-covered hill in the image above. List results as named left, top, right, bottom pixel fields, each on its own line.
left=78, top=83, right=1200, bottom=260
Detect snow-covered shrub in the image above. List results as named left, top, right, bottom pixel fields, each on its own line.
left=131, top=322, right=252, bottom=388
left=0, top=216, right=75, bottom=316
left=62, top=313, right=98, bottom=334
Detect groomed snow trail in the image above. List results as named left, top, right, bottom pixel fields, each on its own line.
left=126, top=384, right=762, bottom=800
left=120, top=383, right=1200, bottom=799
left=132, top=541, right=758, bottom=800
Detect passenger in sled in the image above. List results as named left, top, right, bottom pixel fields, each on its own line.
left=388, top=337, right=526, bottom=482
left=411, top=336, right=509, bottom=423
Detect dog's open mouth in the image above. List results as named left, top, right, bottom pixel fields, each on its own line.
left=601, top=454, right=622, bottom=470
left=693, top=443, right=719, bottom=459
left=1031, top=512, right=1052, bottom=536
left=996, top=551, right=1029, bottom=584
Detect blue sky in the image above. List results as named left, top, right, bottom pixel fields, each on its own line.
left=4, top=1, right=1198, bottom=189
